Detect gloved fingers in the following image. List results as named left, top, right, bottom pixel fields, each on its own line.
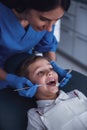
left=50, top=61, right=58, bottom=71
left=18, top=88, right=30, bottom=97
left=18, top=85, right=38, bottom=98
left=6, top=74, right=37, bottom=98
left=18, top=90, right=26, bottom=97
left=26, top=80, right=34, bottom=87
left=60, top=78, right=69, bottom=87
left=50, top=61, right=59, bottom=72
left=26, top=85, right=38, bottom=97
left=17, top=78, right=34, bottom=89
left=50, top=61, right=72, bottom=87
left=66, top=73, right=72, bottom=79
left=50, top=61, right=67, bottom=76
left=59, top=73, right=72, bottom=87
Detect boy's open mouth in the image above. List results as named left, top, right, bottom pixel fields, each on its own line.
left=46, top=79, right=56, bottom=86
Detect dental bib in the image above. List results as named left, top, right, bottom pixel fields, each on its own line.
left=39, top=96, right=87, bottom=130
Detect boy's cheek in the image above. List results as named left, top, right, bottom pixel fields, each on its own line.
left=37, top=80, right=45, bottom=86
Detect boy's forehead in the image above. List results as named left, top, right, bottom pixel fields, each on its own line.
left=34, top=58, right=50, bottom=66
left=36, top=64, right=51, bottom=70
left=28, top=59, right=51, bottom=72
left=35, top=60, right=51, bottom=69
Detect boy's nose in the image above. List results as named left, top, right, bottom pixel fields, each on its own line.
left=48, top=71, right=53, bottom=76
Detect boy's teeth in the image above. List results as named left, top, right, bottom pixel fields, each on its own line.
left=47, top=79, right=55, bottom=83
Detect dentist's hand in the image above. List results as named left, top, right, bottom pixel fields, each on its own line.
left=50, top=61, right=72, bottom=87
left=6, top=74, right=38, bottom=97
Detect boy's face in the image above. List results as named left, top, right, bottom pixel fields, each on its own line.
left=27, top=58, right=59, bottom=99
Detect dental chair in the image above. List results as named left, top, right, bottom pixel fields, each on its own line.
left=62, top=70, right=87, bottom=96
left=0, top=52, right=87, bottom=130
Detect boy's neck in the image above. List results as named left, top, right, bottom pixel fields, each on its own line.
left=36, top=92, right=59, bottom=100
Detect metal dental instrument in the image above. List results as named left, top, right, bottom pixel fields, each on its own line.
left=14, top=69, right=72, bottom=91
left=56, top=69, right=72, bottom=87
left=14, top=84, right=46, bottom=92
left=14, top=82, right=59, bottom=92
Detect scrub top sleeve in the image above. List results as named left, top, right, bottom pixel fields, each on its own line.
left=34, top=26, right=58, bottom=53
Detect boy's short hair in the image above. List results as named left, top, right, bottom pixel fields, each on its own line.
left=4, top=53, right=47, bottom=77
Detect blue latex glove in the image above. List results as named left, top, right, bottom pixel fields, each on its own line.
left=6, top=74, right=38, bottom=97
left=50, top=61, right=72, bottom=87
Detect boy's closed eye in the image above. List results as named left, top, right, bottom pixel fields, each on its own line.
left=37, top=67, right=54, bottom=76
left=37, top=71, right=45, bottom=76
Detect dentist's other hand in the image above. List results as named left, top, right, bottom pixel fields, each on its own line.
left=50, top=61, right=72, bottom=87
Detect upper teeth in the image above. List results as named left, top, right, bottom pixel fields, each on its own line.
left=47, top=79, right=55, bottom=83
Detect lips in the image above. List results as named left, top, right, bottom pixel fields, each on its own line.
left=46, top=78, right=56, bottom=86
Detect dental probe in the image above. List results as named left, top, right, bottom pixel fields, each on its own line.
left=60, top=69, right=72, bottom=83
left=14, top=84, right=46, bottom=92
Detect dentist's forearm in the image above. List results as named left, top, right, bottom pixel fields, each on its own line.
left=43, top=52, right=56, bottom=61
left=0, top=68, right=7, bottom=80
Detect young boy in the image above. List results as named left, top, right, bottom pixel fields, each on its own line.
left=5, top=53, right=87, bottom=130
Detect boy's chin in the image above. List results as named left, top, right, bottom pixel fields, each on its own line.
left=49, top=86, right=59, bottom=93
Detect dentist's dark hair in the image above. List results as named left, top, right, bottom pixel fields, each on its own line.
left=1, top=0, right=71, bottom=12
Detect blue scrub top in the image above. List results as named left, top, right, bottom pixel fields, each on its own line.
left=0, top=2, right=58, bottom=88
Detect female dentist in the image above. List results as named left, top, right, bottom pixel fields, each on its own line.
left=0, top=0, right=71, bottom=97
